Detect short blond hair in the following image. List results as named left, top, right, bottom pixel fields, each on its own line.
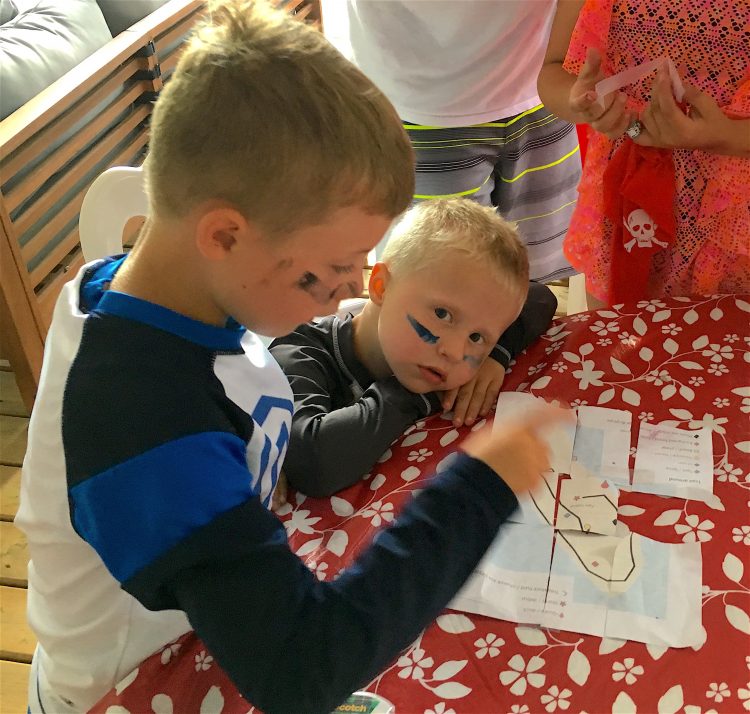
left=145, top=0, right=414, bottom=233
left=381, top=198, right=529, bottom=297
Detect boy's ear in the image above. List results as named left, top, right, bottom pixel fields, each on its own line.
left=368, top=262, right=391, bottom=306
left=195, top=206, right=253, bottom=260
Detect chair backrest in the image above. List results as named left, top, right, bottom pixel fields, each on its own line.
left=78, top=165, right=148, bottom=261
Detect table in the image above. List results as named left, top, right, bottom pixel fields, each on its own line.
left=91, top=295, right=750, bottom=714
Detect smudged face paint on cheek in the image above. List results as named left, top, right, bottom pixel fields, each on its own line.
left=407, top=314, right=439, bottom=344
left=296, top=271, right=358, bottom=306
left=463, top=354, right=482, bottom=369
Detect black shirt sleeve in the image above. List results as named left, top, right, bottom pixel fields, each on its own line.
left=124, top=453, right=518, bottom=714
left=270, top=330, right=441, bottom=497
left=490, top=281, right=557, bottom=368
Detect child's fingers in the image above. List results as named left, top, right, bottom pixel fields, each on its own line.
left=651, top=70, right=684, bottom=124
left=578, top=46, right=603, bottom=86
left=441, top=388, right=458, bottom=412
left=570, top=89, right=607, bottom=120
left=681, top=82, right=715, bottom=118
left=590, top=93, right=628, bottom=135
left=463, top=382, right=490, bottom=426
left=480, top=384, right=499, bottom=417
left=452, top=388, right=473, bottom=426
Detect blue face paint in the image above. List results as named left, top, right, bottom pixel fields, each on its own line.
left=463, top=354, right=482, bottom=369
left=407, top=314, right=439, bottom=344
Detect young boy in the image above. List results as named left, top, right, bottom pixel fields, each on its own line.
left=270, top=198, right=557, bottom=498
left=15, top=2, right=567, bottom=713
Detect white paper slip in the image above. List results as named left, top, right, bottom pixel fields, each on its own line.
left=632, top=423, right=713, bottom=501
left=595, top=56, right=685, bottom=108
left=571, top=407, right=632, bottom=484
left=450, top=522, right=555, bottom=625
left=495, top=392, right=576, bottom=474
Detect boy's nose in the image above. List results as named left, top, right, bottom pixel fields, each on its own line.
left=438, top=335, right=464, bottom=363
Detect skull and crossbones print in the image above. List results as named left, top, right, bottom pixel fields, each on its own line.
left=623, top=209, right=668, bottom=252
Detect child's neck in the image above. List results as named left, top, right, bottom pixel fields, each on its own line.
left=351, top=301, right=391, bottom=380
left=110, top=219, right=228, bottom=327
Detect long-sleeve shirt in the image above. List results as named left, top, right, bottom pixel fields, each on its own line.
left=17, top=256, right=521, bottom=714
left=270, top=281, right=557, bottom=497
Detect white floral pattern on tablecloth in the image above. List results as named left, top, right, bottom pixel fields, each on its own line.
left=91, top=295, right=750, bottom=714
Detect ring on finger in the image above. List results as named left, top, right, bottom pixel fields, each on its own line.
left=625, top=119, right=643, bottom=139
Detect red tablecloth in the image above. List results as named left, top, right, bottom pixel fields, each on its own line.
left=92, top=295, right=750, bottom=714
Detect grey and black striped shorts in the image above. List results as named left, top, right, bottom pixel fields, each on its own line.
left=405, top=104, right=582, bottom=283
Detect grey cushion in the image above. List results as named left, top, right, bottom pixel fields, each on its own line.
left=0, top=0, right=18, bottom=24
left=0, top=0, right=112, bottom=120
left=96, top=0, right=169, bottom=36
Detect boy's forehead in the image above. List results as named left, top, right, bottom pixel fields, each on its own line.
left=295, top=208, right=392, bottom=258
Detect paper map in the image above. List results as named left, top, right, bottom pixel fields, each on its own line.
left=449, top=393, right=706, bottom=648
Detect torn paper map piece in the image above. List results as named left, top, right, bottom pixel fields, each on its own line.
left=556, top=476, right=619, bottom=536
left=507, top=472, right=560, bottom=527
left=509, top=473, right=619, bottom=537
left=450, top=522, right=703, bottom=648
left=571, top=406, right=632, bottom=484
left=539, top=530, right=703, bottom=647
left=631, top=423, right=714, bottom=502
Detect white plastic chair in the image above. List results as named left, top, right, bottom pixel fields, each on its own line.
left=79, top=166, right=149, bottom=262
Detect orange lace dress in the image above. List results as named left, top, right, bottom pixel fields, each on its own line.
left=563, top=0, right=750, bottom=300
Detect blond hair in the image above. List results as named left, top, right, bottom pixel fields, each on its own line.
left=381, top=198, right=529, bottom=297
left=145, top=0, right=414, bottom=233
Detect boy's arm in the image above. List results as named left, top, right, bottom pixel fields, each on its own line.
left=489, top=281, right=557, bottom=368
left=270, top=338, right=440, bottom=497
left=124, top=451, right=518, bottom=714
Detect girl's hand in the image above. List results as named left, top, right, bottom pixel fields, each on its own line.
left=441, top=359, right=506, bottom=428
left=570, top=47, right=633, bottom=139
left=635, top=68, right=743, bottom=155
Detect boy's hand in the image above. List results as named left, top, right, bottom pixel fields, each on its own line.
left=271, top=471, right=288, bottom=512
left=570, top=47, right=632, bottom=139
left=461, top=404, right=574, bottom=495
left=441, top=360, right=506, bottom=427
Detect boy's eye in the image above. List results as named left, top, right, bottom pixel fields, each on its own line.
left=469, top=332, right=484, bottom=344
left=434, top=307, right=450, bottom=321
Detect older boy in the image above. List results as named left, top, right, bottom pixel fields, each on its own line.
left=271, top=199, right=557, bottom=497
left=16, top=2, right=567, bottom=713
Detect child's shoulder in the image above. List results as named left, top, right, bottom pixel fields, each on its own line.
left=270, top=314, right=341, bottom=354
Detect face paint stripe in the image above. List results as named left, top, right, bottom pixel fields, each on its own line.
left=297, top=271, right=332, bottom=305
left=463, top=354, right=482, bottom=369
left=407, top=314, right=439, bottom=344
